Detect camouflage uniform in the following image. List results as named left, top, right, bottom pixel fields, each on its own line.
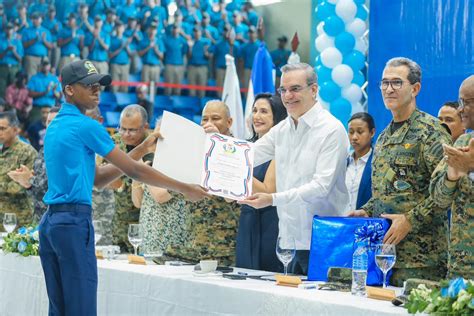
left=361, top=109, right=451, bottom=286
left=27, top=147, right=48, bottom=222
left=110, top=133, right=153, bottom=253
left=165, top=196, right=241, bottom=267
left=92, top=155, right=116, bottom=246
left=430, top=132, right=473, bottom=279
left=0, top=139, right=37, bottom=231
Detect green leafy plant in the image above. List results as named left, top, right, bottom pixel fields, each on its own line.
left=406, top=278, right=474, bottom=315
left=3, top=225, right=40, bottom=257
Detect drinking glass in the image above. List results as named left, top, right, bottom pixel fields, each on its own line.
left=275, top=236, right=296, bottom=275
left=128, top=224, right=142, bottom=256
left=3, top=213, right=17, bottom=233
left=92, top=220, right=103, bottom=246
left=375, top=244, right=396, bottom=288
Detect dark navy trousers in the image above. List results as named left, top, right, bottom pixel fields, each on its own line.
left=39, top=204, right=97, bottom=316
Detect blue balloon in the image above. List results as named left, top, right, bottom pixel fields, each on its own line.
left=352, top=70, right=365, bottom=86
left=319, top=81, right=341, bottom=102
left=354, top=0, right=366, bottom=5
left=335, top=32, right=356, bottom=55
left=344, top=50, right=366, bottom=71
left=315, top=65, right=332, bottom=83
left=315, top=55, right=322, bottom=67
left=323, top=15, right=345, bottom=37
left=317, top=2, right=336, bottom=20
left=356, top=5, right=368, bottom=20
left=330, top=98, right=352, bottom=123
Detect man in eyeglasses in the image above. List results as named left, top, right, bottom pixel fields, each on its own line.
left=39, top=60, right=208, bottom=316
left=430, top=75, right=474, bottom=280
left=110, top=104, right=151, bottom=253
left=238, top=63, right=349, bottom=275
left=349, top=57, right=451, bottom=286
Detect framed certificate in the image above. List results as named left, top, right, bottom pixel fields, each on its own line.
left=152, top=111, right=254, bottom=200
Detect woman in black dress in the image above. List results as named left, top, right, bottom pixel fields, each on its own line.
left=235, top=93, right=287, bottom=272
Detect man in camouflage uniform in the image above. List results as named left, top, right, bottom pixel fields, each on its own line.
left=430, top=75, right=474, bottom=279
left=7, top=107, right=60, bottom=222
left=166, top=101, right=240, bottom=266
left=85, top=107, right=116, bottom=246
left=110, top=104, right=152, bottom=252
left=349, top=58, right=451, bottom=286
left=0, top=112, right=37, bottom=230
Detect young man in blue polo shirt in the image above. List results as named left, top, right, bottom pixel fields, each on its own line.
left=85, top=15, right=110, bottom=74
left=187, top=26, right=211, bottom=98
left=57, top=13, right=84, bottom=73
left=163, top=24, right=188, bottom=96
left=0, top=23, right=24, bottom=98
left=40, top=59, right=208, bottom=316
left=109, top=21, right=133, bottom=93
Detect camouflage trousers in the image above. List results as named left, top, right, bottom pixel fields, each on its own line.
left=92, top=188, right=116, bottom=246
left=390, top=266, right=447, bottom=287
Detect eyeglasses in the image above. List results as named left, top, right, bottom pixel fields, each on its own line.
left=458, top=98, right=474, bottom=111
left=277, top=84, right=312, bottom=95
left=77, top=82, right=101, bottom=91
left=0, top=126, right=12, bottom=131
left=379, top=79, right=410, bottom=90
left=117, top=126, right=143, bottom=135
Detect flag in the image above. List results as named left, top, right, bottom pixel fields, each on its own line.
left=244, top=42, right=275, bottom=138
left=222, top=54, right=245, bottom=139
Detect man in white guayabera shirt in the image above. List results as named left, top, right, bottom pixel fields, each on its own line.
left=239, top=63, right=349, bottom=275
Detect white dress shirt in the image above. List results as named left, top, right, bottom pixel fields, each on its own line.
left=345, top=149, right=372, bottom=211
left=253, top=103, right=350, bottom=250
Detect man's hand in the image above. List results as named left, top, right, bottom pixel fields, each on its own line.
left=443, top=143, right=471, bottom=180
left=182, top=184, right=210, bottom=201
left=202, top=123, right=219, bottom=134
left=381, top=213, right=412, bottom=245
left=238, top=193, right=273, bottom=209
left=137, top=130, right=163, bottom=155
left=347, top=209, right=369, bottom=217
left=7, top=165, right=33, bottom=189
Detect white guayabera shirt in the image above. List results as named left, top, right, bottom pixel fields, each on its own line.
left=253, top=102, right=350, bottom=250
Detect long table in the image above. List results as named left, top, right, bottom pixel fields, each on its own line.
left=0, top=252, right=408, bottom=315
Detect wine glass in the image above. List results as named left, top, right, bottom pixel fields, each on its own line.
left=3, top=213, right=17, bottom=233
left=275, top=236, right=296, bottom=276
left=92, top=220, right=103, bottom=246
left=375, top=244, right=396, bottom=288
left=128, top=224, right=142, bottom=256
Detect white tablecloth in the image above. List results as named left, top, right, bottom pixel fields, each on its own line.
left=0, top=252, right=408, bottom=315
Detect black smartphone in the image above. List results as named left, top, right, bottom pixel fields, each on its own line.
left=222, top=273, right=246, bottom=280
left=216, top=266, right=233, bottom=273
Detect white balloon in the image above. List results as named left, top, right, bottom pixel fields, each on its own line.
left=354, top=38, right=367, bottom=53
left=342, top=83, right=363, bottom=103
left=320, top=47, right=343, bottom=69
left=317, top=22, right=325, bottom=36
left=315, top=33, right=335, bottom=53
left=327, top=0, right=338, bottom=4
left=346, top=18, right=367, bottom=37
left=351, top=102, right=365, bottom=116
left=331, top=64, right=354, bottom=87
left=335, top=0, right=357, bottom=23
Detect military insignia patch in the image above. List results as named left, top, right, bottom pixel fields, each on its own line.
left=394, top=180, right=411, bottom=191
left=84, top=61, right=98, bottom=74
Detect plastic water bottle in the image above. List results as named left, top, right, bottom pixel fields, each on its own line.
left=351, top=242, right=368, bottom=296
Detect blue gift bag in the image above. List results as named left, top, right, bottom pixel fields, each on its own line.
left=307, top=217, right=391, bottom=286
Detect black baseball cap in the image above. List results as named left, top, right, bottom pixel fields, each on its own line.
left=61, top=60, right=111, bottom=86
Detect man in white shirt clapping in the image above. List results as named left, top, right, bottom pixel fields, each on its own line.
left=239, top=63, right=350, bottom=274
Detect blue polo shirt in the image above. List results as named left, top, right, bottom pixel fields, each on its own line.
left=85, top=31, right=110, bottom=62
left=42, top=18, right=61, bottom=42
left=117, top=5, right=139, bottom=23
left=22, top=26, right=52, bottom=57
left=43, top=103, right=115, bottom=205
left=139, top=37, right=165, bottom=66
left=0, top=38, right=24, bottom=66
left=163, top=35, right=188, bottom=65
left=212, top=40, right=240, bottom=69
left=27, top=72, right=62, bottom=107
left=58, top=27, right=84, bottom=56
left=241, top=40, right=260, bottom=69
left=189, top=38, right=211, bottom=66
left=270, top=48, right=291, bottom=76
left=110, top=36, right=132, bottom=65
left=203, top=25, right=219, bottom=42
left=124, top=28, right=144, bottom=51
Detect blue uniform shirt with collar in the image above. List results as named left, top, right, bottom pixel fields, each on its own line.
left=85, top=31, right=110, bottom=62
left=58, top=27, right=84, bottom=56
left=22, top=26, right=52, bottom=57
left=241, top=40, right=261, bottom=69
left=110, top=35, right=132, bottom=65
left=0, top=37, right=24, bottom=65
left=163, top=35, right=188, bottom=65
left=139, top=36, right=166, bottom=66
left=43, top=18, right=62, bottom=42
left=43, top=103, right=115, bottom=206
left=189, top=38, right=211, bottom=66
left=27, top=72, right=62, bottom=106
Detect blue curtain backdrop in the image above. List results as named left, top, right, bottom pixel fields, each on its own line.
left=368, top=0, right=473, bottom=136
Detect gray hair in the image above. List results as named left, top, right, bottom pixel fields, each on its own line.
left=385, top=57, right=421, bottom=84
left=0, top=111, right=20, bottom=127
left=203, top=100, right=231, bottom=118
left=120, top=104, right=148, bottom=126
left=280, top=62, right=318, bottom=86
